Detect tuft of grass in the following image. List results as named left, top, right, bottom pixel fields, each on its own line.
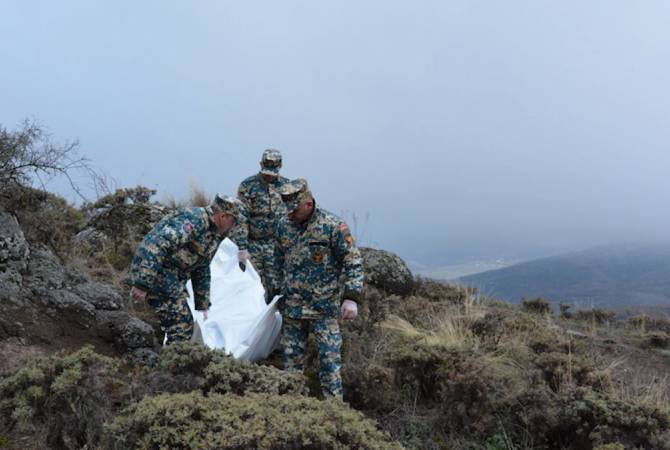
left=188, top=181, right=210, bottom=207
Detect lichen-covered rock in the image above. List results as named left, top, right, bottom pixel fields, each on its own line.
left=40, top=290, right=97, bottom=328
left=73, top=281, right=123, bottom=310
left=73, top=227, right=110, bottom=253
left=95, top=311, right=155, bottom=351
left=120, top=317, right=154, bottom=349
left=25, top=246, right=68, bottom=289
left=360, top=247, right=413, bottom=296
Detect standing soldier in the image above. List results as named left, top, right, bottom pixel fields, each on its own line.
left=128, top=194, right=243, bottom=345
left=273, top=178, right=363, bottom=399
left=232, top=149, right=289, bottom=300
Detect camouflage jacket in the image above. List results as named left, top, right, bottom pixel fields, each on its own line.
left=274, top=205, right=364, bottom=319
left=230, top=173, right=289, bottom=250
left=129, top=207, right=225, bottom=310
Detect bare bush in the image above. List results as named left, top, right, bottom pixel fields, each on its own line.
left=0, top=120, right=99, bottom=200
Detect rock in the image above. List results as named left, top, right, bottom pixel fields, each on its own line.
left=26, top=246, right=67, bottom=289
left=360, top=247, right=414, bottom=296
left=73, top=227, right=110, bottom=253
left=73, top=281, right=123, bottom=310
left=96, top=311, right=155, bottom=350
left=120, top=317, right=155, bottom=349
left=87, top=202, right=168, bottom=244
left=42, top=290, right=96, bottom=328
left=0, top=208, right=30, bottom=271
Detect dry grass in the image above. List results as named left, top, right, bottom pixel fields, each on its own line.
left=188, top=181, right=210, bottom=207
left=379, top=292, right=485, bottom=351
left=161, top=182, right=210, bottom=209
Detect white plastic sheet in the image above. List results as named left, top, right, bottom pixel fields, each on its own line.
left=186, top=238, right=282, bottom=362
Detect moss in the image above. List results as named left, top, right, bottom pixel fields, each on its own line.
left=103, top=392, right=403, bottom=450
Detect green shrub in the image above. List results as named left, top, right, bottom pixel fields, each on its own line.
left=559, top=303, right=573, bottom=319
left=641, top=331, right=670, bottom=349
left=558, top=389, right=670, bottom=449
left=593, top=444, right=626, bottom=450
left=573, top=309, right=616, bottom=325
left=143, top=342, right=306, bottom=396
left=204, top=356, right=306, bottom=396
left=0, top=185, right=86, bottom=256
left=630, top=315, right=670, bottom=333
left=412, top=277, right=472, bottom=304
left=103, top=392, right=403, bottom=450
left=521, top=297, right=552, bottom=315
left=0, top=345, right=120, bottom=449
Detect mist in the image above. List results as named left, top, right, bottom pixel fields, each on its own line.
left=2, top=0, right=669, bottom=267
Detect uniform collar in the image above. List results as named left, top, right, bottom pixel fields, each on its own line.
left=257, top=172, right=281, bottom=185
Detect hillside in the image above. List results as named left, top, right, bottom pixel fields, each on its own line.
left=1, top=183, right=670, bottom=449
left=460, top=244, right=670, bottom=309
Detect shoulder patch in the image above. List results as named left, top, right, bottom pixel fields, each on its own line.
left=339, top=223, right=350, bottom=232
left=182, top=221, right=194, bottom=234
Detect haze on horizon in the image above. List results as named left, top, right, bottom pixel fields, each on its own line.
left=1, top=1, right=669, bottom=268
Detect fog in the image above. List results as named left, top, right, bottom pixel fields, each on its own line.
left=2, top=0, right=669, bottom=267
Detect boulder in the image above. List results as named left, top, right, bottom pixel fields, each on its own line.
left=359, top=247, right=414, bottom=296
left=95, top=311, right=155, bottom=350
left=25, top=246, right=67, bottom=289
left=120, top=317, right=155, bottom=349
left=73, top=281, right=123, bottom=310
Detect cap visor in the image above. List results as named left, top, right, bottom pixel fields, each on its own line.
left=260, top=167, right=280, bottom=176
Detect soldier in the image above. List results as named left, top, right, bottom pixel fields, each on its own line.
left=128, top=194, right=243, bottom=345
left=273, top=178, right=363, bottom=399
left=232, top=149, right=289, bottom=300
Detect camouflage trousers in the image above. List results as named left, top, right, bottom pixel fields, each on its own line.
left=145, top=290, right=194, bottom=345
left=281, top=316, right=343, bottom=398
left=248, top=239, right=278, bottom=302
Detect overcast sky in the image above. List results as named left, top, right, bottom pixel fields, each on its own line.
left=1, top=1, right=669, bottom=267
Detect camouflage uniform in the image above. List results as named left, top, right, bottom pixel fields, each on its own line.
left=231, top=149, right=289, bottom=297
left=274, top=179, right=364, bottom=398
left=129, top=202, right=235, bottom=345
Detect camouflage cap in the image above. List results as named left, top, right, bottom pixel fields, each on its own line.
left=211, top=194, right=244, bottom=223
left=280, top=177, right=312, bottom=213
left=260, top=148, right=282, bottom=176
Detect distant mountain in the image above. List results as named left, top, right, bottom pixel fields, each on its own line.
left=459, top=243, right=670, bottom=308
left=413, top=259, right=518, bottom=280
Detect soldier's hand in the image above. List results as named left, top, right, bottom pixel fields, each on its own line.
left=238, top=250, right=250, bottom=264
left=341, top=300, right=358, bottom=321
left=130, top=286, right=147, bottom=302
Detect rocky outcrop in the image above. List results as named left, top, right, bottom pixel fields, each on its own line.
left=0, top=207, right=155, bottom=354
left=75, top=187, right=170, bottom=255
left=360, top=247, right=414, bottom=296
